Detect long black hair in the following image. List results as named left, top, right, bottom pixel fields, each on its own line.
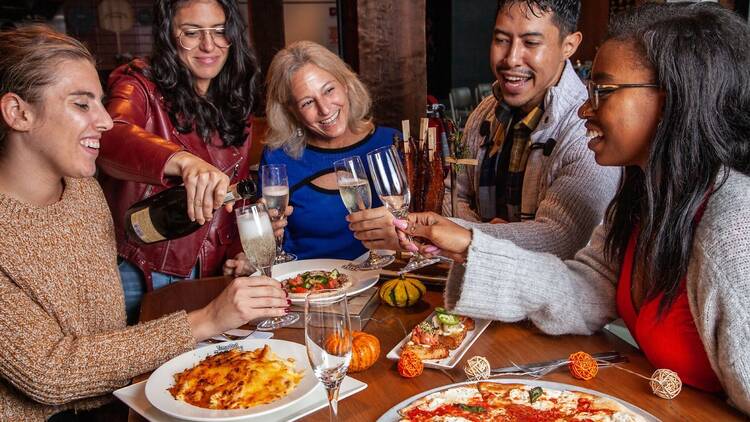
left=148, top=0, right=259, bottom=147
left=603, top=2, right=750, bottom=313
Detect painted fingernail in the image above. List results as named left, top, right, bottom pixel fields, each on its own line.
left=287, top=299, right=292, bottom=305
left=406, top=243, right=419, bottom=253
left=393, top=219, right=408, bottom=229
left=424, top=245, right=439, bottom=253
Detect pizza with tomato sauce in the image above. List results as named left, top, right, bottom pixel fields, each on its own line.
left=398, top=382, right=647, bottom=422
left=282, top=269, right=352, bottom=298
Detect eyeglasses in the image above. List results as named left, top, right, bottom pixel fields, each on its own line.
left=177, top=27, right=231, bottom=50
left=586, top=81, right=659, bottom=110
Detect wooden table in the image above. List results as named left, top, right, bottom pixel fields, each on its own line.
left=131, top=276, right=746, bottom=421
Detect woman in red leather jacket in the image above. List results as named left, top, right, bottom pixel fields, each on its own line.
left=97, top=0, right=285, bottom=323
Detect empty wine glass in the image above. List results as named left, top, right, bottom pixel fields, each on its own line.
left=261, top=164, right=297, bottom=264
left=235, top=202, right=299, bottom=330
left=304, top=290, right=352, bottom=422
left=366, top=145, right=440, bottom=273
left=334, top=156, right=395, bottom=270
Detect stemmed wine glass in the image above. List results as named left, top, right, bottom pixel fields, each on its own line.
left=334, top=156, right=395, bottom=270
left=261, top=164, right=297, bottom=264
left=304, top=290, right=352, bottom=422
left=235, top=202, right=299, bottom=330
left=366, top=145, right=440, bottom=273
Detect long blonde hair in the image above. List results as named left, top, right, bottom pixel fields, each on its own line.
left=264, top=41, right=372, bottom=158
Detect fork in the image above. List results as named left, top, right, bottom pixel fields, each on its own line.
left=220, top=329, right=256, bottom=341
left=200, top=329, right=257, bottom=344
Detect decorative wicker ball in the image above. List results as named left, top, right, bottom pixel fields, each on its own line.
left=568, top=351, right=599, bottom=380
left=464, top=356, right=491, bottom=381
left=650, top=369, right=682, bottom=399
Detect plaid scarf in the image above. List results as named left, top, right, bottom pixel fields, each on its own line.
left=477, top=100, right=543, bottom=222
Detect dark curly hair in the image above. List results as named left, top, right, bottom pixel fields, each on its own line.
left=603, top=2, right=750, bottom=314
left=147, top=0, right=259, bottom=147
left=496, top=0, right=581, bottom=36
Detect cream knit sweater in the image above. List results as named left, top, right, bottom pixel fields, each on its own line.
left=446, top=170, right=750, bottom=415
left=0, top=177, right=195, bottom=421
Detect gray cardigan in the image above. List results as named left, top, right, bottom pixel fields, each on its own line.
left=445, top=170, right=750, bottom=415
left=444, top=61, right=620, bottom=260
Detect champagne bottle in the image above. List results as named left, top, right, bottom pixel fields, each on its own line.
left=124, top=178, right=257, bottom=244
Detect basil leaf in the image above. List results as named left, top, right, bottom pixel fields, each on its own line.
left=528, top=386, right=543, bottom=404
left=458, top=404, right=485, bottom=413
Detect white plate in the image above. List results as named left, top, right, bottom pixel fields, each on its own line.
left=386, top=312, right=491, bottom=369
left=271, top=259, right=379, bottom=304
left=145, top=339, right=318, bottom=421
left=376, top=379, right=660, bottom=422
left=115, top=376, right=367, bottom=422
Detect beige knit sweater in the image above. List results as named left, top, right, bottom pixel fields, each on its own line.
left=0, top=177, right=195, bottom=421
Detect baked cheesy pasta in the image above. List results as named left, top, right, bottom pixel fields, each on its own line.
left=168, top=345, right=304, bottom=409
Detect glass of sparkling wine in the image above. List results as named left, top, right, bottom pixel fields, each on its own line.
left=334, top=156, right=395, bottom=270
left=305, top=290, right=352, bottom=422
left=365, top=145, right=440, bottom=273
left=261, top=164, right=297, bottom=264
left=235, top=202, right=299, bottom=330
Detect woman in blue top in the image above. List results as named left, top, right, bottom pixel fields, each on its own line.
left=262, top=41, right=399, bottom=260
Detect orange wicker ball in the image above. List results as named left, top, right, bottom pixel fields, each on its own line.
left=569, top=351, right=599, bottom=380
left=398, top=350, right=424, bottom=378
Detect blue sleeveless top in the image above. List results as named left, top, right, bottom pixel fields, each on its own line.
left=261, top=126, right=399, bottom=260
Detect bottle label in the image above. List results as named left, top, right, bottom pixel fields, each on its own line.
left=130, top=208, right=166, bottom=243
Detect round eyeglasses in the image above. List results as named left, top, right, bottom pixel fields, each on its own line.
left=177, top=27, right=231, bottom=50
left=586, top=80, right=659, bottom=110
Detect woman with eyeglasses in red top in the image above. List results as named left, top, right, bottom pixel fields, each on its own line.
left=394, top=3, right=750, bottom=415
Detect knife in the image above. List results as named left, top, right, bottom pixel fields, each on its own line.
left=491, top=351, right=627, bottom=374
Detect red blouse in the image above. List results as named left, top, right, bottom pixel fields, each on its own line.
left=616, top=225, right=722, bottom=392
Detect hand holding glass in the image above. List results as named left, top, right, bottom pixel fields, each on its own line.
left=235, top=202, right=298, bottom=330
left=366, top=145, right=440, bottom=273
left=334, top=156, right=395, bottom=270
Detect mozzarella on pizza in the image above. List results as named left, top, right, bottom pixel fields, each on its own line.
left=398, top=382, right=647, bottom=422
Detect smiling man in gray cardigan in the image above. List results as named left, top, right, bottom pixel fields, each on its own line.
left=443, top=0, right=619, bottom=260
left=348, top=0, right=618, bottom=260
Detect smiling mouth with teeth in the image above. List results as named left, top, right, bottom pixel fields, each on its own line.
left=586, top=128, right=604, bottom=140
left=320, top=109, right=340, bottom=125
left=80, top=139, right=100, bottom=149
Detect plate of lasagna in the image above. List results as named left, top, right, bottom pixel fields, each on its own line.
left=377, top=380, right=659, bottom=421
left=386, top=308, right=491, bottom=369
left=271, top=259, right=380, bottom=304
left=145, top=339, right=318, bottom=421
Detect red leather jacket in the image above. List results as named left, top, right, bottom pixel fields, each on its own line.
left=97, top=59, right=251, bottom=290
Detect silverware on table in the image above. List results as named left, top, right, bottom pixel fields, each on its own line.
left=491, top=351, right=628, bottom=375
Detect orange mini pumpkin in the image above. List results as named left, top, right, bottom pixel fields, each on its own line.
left=325, top=331, right=381, bottom=373
left=398, top=349, right=424, bottom=378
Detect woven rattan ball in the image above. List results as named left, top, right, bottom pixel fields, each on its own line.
left=464, top=356, right=491, bottom=381
left=650, top=368, right=682, bottom=399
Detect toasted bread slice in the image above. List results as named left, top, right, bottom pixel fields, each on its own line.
left=403, top=343, right=450, bottom=360
left=438, top=328, right=467, bottom=350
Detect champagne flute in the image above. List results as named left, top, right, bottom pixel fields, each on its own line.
left=235, top=202, right=299, bottom=330
left=334, top=156, right=395, bottom=270
left=305, top=290, right=352, bottom=422
left=261, top=164, right=297, bottom=264
left=365, top=145, right=440, bottom=273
